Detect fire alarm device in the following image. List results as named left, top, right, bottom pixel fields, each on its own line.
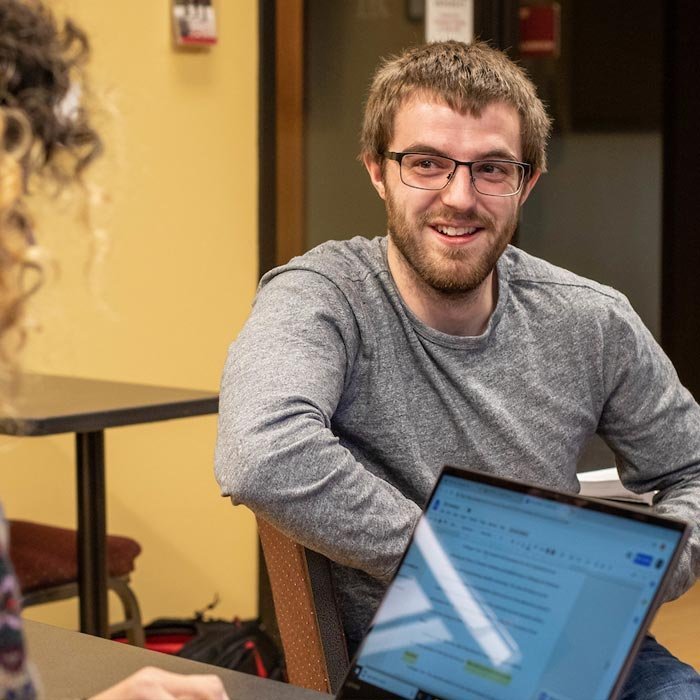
left=172, top=0, right=218, bottom=48
left=519, top=3, right=561, bottom=58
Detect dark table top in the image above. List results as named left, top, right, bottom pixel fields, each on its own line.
left=24, top=620, right=330, bottom=699
left=0, top=373, right=218, bottom=435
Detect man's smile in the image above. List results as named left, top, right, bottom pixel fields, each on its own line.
left=433, top=224, right=483, bottom=238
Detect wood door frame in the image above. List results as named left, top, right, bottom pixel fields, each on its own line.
left=258, top=0, right=305, bottom=277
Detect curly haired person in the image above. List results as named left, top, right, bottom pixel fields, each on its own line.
left=0, top=2, right=227, bottom=698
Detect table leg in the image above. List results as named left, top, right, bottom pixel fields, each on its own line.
left=76, top=431, right=109, bottom=637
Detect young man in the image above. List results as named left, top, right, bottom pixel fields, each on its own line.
left=215, top=41, right=700, bottom=697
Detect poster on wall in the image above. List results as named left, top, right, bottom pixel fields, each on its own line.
left=172, top=0, right=218, bottom=47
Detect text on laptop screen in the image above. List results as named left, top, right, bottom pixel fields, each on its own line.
left=348, top=473, right=683, bottom=700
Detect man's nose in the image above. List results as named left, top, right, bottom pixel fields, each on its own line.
left=440, top=163, right=478, bottom=209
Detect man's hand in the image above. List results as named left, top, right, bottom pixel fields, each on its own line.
left=89, top=666, right=230, bottom=700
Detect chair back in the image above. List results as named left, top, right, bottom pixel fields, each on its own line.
left=256, top=517, right=349, bottom=694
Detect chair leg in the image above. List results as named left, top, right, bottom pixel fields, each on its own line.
left=108, top=576, right=145, bottom=647
left=22, top=576, right=145, bottom=647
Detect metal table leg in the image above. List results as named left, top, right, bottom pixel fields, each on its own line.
left=76, top=431, right=109, bottom=637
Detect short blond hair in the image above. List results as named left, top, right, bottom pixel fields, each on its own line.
left=360, top=41, right=551, bottom=173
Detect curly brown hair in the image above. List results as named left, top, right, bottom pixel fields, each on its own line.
left=0, top=0, right=101, bottom=391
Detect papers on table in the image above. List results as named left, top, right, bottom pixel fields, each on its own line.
left=578, top=467, right=655, bottom=506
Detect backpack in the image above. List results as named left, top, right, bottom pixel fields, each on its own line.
left=176, top=616, right=284, bottom=680
left=116, top=611, right=284, bottom=681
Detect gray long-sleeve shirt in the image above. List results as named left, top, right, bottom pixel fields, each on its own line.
left=215, top=236, right=700, bottom=643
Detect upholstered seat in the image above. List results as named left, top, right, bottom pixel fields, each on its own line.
left=9, top=519, right=145, bottom=646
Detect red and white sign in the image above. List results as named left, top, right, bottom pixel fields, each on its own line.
left=172, top=0, right=218, bottom=48
left=519, top=3, right=560, bottom=58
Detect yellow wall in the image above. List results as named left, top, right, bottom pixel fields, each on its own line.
left=2, top=1, right=259, bottom=627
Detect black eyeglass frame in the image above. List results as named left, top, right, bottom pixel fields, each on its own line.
left=385, top=151, right=532, bottom=197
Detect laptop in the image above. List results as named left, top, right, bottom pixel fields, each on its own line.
left=336, top=466, right=690, bottom=700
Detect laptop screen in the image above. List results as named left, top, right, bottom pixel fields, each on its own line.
left=338, top=467, right=688, bottom=700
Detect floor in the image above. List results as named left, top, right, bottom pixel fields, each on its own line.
left=651, top=581, right=700, bottom=670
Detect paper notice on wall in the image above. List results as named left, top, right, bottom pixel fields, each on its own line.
left=426, top=0, right=474, bottom=43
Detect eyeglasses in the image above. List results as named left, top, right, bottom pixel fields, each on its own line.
left=385, top=151, right=531, bottom=197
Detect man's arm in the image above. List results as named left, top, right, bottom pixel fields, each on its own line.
left=215, top=269, right=421, bottom=581
left=599, top=297, right=700, bottom=599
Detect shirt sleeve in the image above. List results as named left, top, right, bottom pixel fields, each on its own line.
left=598, top=297, right=700, bottom=600
left=0, top=505, right=39, bottom=700
left=214, top=269, right=421, bottom=581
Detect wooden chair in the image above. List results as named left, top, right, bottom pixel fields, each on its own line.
left=9, top=519, right=145, bottom=646
left=256, top=516, right=349, bottom=694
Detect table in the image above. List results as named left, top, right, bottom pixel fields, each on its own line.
left=1, top=373, right=219, bottom=638
left=24, top=620, right=329, bottom=699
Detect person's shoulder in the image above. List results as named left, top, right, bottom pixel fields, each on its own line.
left=503, top=246, right=627, bottom=309
left=301, top=235, right=385, bottom=279
left=260, top=235, right=385, bottom=291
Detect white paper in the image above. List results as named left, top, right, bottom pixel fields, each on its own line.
left=578, top=468, right=655, bottom=505
left=426, top=0, right=474, bottom=43
left=578, top=467, right=619, bottom=482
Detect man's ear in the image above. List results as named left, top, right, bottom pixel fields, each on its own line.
left=363, top=154, right=386, bottom=200
left=519, top=168, right=541, bottom=206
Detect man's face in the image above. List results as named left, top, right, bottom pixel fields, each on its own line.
left=365, top=98, right=540, bottom=294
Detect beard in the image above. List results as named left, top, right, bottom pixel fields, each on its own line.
left=386, top=190, right=519, bottom=295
